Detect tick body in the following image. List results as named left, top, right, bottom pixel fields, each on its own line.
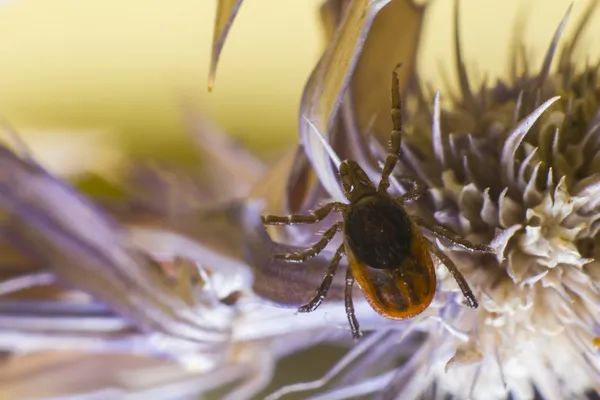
left=344, top=192, right=436, bottom=320
left=262, top=65, right=494, bottom=339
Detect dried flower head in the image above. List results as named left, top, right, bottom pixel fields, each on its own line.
left=272, top=2, right=600, bottom=400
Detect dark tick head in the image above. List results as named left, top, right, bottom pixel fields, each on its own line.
left=340, top=160, right=376, bottom=203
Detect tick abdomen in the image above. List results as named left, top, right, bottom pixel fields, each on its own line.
left=344, top=194, right=413, bottom=270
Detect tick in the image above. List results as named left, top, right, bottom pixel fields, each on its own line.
left=262, top=65, right=494, bottom=339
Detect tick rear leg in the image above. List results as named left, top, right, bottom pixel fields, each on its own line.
left=396, top=180, right=427, bottom=203
left=262, top=202, right=347, bottom=225
left=378, top=64, right=404, bottom=194
left=426, top=239, right=478, bottom=309
left=345, top=267, right=362, bottom=340
left=298, top=244, right=345, bottom=313
left=413, top=215, right=495, bottom=254
left=274, top=222, right=343, bottom=262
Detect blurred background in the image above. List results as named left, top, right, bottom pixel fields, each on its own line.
left=0, top=0, right=595, bottom=172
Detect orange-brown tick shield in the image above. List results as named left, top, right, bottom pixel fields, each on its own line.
left=343, top=193, right=436, bottom=320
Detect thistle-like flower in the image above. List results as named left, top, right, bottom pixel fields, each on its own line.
left=271, top=2, right=600, bottom=399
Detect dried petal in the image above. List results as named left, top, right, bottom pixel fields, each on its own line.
left=208, top=0, right=244, bottom=91
left=300, top=0, right=424, bottom=201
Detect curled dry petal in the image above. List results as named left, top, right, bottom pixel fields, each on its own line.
left=345, top=0, right=425, bottom=144
left=300, top=0, right=425, bottom=201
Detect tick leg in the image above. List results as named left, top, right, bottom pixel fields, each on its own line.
left=396, top=180, right=427, bottom=204
left=426, top=239, right=478, bottom=309
left=345, top=267, right=362, bottom=340
left=274, top=222, right=343, bottom=262
left=298, top=244, right=345, bottom=313
left=262, top=202, right=347, bottom=225
left=378, top=64, right=404, bottom=195
left=413, top=215, right=495, bottom=254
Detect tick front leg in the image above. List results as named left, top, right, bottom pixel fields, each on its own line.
left=345, top=267, right=362, bottom=340
left=274, top=222, right=343, bottom=263
left=426, top=239, right=478, bottom=309
left=396, top=180, right=427, bottom=204
left=262, top=202, right=347, bottom=225
left=378, top=64, right=404, bottom=195
left=298, top=244, right=345, bottom=313
left=413, top=215, right=495, bottom=254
